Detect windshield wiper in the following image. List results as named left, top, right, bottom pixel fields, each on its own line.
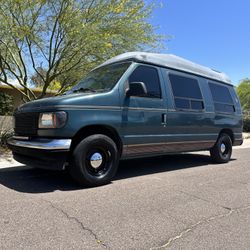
left=73, top=87, right=97, bottom=93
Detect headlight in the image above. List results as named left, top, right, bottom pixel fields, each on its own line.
left=38, top=111, right=67, bottom=129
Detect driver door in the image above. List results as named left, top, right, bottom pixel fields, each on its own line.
left=121, top=64, right=167, bottom=157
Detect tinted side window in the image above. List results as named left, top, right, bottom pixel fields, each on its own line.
left=169, top=74, right=202, bottom=99
left=129, top=66, right=161, bottom=98
left=169, top=74, right=204, bottom=110
left=209, top=83, right=233, bottom=103
left=209, top=82, right=235, bottom=113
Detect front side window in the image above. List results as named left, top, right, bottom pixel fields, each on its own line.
left=169, top=73, right=204, bottom=110
left=208, top=82, right=235, bottom=113
left=66, top=62, right=131, bottom=94
left=129, top=65, right=161, bottom=98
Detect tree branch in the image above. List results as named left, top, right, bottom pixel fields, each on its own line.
left=26, top=38, right=46, bottom=84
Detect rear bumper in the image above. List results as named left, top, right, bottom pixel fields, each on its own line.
left=7, top=137, right=72, bottom=170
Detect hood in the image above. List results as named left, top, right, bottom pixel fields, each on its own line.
left=17, top=93, right=95, bottom=112
left=16, top=89, right=120, bottom=113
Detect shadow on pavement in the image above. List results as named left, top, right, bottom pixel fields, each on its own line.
left=0, top=153, right=234, bottom=194
left=116, top=153, right=213, bottom=180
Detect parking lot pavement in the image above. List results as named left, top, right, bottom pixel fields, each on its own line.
left=0, top=144, right=250, bottom=250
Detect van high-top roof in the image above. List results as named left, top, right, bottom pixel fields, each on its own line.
left=99, top=52, right=231, bottom=84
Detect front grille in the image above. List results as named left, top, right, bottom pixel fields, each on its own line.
left=14, top=112, right=39, bottom=136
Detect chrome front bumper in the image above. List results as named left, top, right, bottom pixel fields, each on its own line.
left=7, top=137, right=72, bottom=150
left=7, top=137, right=72, bottom=170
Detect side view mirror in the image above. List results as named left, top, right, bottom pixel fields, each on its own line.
left=126, top=82, right=147, bottom=97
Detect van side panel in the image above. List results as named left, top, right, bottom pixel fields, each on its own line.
left=228, top=86, right=243, bottom=144
left=206, top=81, right=243, bottom=145
left=161, top=69, right=217, bottom=147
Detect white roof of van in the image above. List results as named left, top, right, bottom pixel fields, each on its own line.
left=99, top=52, right=231, bottom=84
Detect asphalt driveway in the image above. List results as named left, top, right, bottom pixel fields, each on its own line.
left=0, top=142, right=250, bottom=249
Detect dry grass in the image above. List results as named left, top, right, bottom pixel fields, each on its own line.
left=0, top=146, right=12, bottom=162
left=243, top=133, right=250, bottom=139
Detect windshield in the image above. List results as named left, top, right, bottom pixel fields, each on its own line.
left=66, top=62, right=131, bottom=94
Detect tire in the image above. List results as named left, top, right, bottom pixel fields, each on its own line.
left=69, top=134, right=119, bottom=187
left=210, top=133, right=232, bottom=163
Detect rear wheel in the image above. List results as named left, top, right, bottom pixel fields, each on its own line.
left=210, top=133, right=232, bottom=163
left=69, top=134, right=119, bottom=187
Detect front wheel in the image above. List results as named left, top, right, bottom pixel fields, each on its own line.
left=69, top=134, right=119, bottom=187
left=210, top=133, right=232, bottom=163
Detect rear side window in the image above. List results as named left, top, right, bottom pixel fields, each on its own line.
left=208, top=82, right=235, bottom=113
left=129, top=65, right=161, bottom=98
left=169, top=74, right=204, bottom=110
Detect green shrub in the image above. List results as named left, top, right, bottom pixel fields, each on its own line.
left=0, top=130, right=13, bottom=147
left=243, top=115, right=250, bottom=132
left=0, top=92, right=14, bottom=115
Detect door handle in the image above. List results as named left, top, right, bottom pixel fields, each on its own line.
left=162, top=113, right=167, bottom=125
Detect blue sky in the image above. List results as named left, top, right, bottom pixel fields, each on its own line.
left=149, top=0, right=250, bottom=85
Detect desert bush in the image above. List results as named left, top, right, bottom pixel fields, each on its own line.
left=243, top=115, right=250, bottom=132
left=0, top=92, right=14, bottom=115
left=0, top=130, right=13, bottom=147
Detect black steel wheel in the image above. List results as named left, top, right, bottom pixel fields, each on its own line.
left=210, top=133, right=232, bottom=163
left=69, top=134, right=119, bottom=187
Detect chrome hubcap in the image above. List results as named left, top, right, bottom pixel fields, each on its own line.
left=90, top=153, right=103, bottom=169
left=220, top=143, right=226, bottom=154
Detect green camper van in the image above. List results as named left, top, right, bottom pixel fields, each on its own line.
left=8, top=52, right=243, bottom=186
